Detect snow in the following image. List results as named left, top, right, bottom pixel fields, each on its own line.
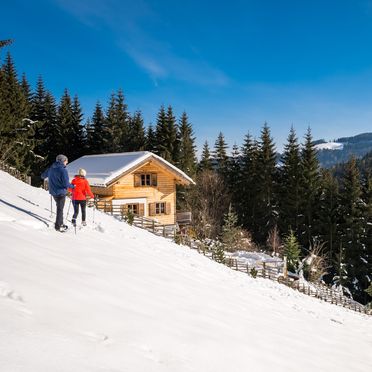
left=314, top=142, right=344, bottom=150
left=0, top=170, right=372, bottom=372
left=66, top=151, right=195, bottom=187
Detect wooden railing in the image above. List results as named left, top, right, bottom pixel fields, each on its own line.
left=94, top=200, right=370, bottom=315
left=0, top=161, right=31, bottom=184
left=178, top=236, right=371, bottom=315
left=95, top=200, right=177, bottom=239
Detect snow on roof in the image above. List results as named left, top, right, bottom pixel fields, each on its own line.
left=66, top=151, right=195, bottom=187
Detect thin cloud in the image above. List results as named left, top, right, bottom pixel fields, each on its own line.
left=54, top=0, right=230, bottom=87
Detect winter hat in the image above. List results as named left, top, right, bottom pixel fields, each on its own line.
left=78, top=168, right=87, bottom=177
left=56, top=154, right=68, bottom=163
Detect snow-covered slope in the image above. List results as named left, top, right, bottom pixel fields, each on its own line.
left=0, top=170, right=371, bottom=372
left=314, top=141, right=344, bottom=150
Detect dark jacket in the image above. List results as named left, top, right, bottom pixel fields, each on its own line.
left=41, top=161, right=74, bottom=196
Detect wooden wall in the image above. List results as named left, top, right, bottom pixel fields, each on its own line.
left=95, top=161, right=177, bottom=225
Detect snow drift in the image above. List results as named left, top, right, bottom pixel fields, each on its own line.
left=0, top=170, right=371, bottom=372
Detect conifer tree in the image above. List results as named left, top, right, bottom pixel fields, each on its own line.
left=166, top=105, right=179, bottom=164
left=239, top=133, right=258, bottom=231
left=255, top=123, right=277, bottom=243
left=299, top=127, right=321, bottom=249
left=227, top=143, right=241, bottom=208
left=221, top=204, right=241, bottom=251
left=106, top=90, right=129, bottom=152
left=42, top=92, right=59, bottom=165
left=154, top=105, right=172, bottom=161
left=278, top=127, right=301, bottom=236
left=213, top=132, right=229, bottom=176
left=283, top=229, right=301, bottom=272
left=178, top=112, right=197, bottom=176
left=90, top=102, right=108, bottom=154
left=127, top=110, right=146, bottom=151
left=198, top=140, right=212, bottom=172
left=318, top=169, right=339, bottom=264
left=0, top=52, right=35, bottom=171
left=56, top=89, right=74, bottom=156
left=153, top=105, right=180, bottom=163
left=20, top=73, right=32, bottom=116
left=339, top=157, right=369, bottom=302
left=70, top=95, right=85, bottom=160
left=145, top=124, right=156, bottom=152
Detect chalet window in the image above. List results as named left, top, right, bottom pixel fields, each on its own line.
left=127, top=203, right=138, bottom=215
left=149, top=202, right=171, bottom=216
left=121, top=203, right=145, bottom=217
left=134, top=173, right=157, bottom=187
left=156, top=202, right=165, bottom=215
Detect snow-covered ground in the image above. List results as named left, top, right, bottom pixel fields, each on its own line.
left=0, top=170, right=371, bottom=372
left=314, top=141, right=344, bottom=150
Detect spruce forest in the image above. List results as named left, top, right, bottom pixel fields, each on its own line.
left=1, top=43, right=371, bottom=305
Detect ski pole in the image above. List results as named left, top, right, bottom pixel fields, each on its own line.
left=66, top=198, right=72, bottom=220
left=50, top=195, right=53, bottom=218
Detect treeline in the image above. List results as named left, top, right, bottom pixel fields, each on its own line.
left=0, top=46, right=197, bottom=184
left=189, top=126, right=371, bottom=304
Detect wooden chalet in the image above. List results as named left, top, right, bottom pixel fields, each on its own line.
left=67, top=151, right=195, bottom=226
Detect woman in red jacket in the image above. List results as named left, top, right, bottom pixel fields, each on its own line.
left=70, top=168, right=94, bottom=226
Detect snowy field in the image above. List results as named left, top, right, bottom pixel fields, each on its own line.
left=0, top=170, right=371, bottom=372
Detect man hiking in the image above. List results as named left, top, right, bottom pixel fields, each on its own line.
left=41, top=154, right=74, bottom=232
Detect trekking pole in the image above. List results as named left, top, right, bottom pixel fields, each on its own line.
left=66, top=198, right=72, bottom=221
left=50, top=195, right=53, bottom=218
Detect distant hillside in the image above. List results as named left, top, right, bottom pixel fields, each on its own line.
left=315, top=132, right=372, bottom=168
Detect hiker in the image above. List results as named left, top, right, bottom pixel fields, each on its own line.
left=69, top=168, right=94, bottom=227
left=41, top=154, right=74, bottom=232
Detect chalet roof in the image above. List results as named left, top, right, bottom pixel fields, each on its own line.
left=66, top=151, right=195, bottom=187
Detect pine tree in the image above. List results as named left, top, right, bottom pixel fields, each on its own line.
left=213, top=132, right=229, bottom=176
left=178, top=111, right=197, bottom=176
left=154, top=105, right=179, bottom=163
left=70, top=95, right=85, bottom=160
left=106, top=90, right=129, bottom=152
left=42, top=92, right=59, bottom=165
left=20, top=73, right=32, bottom=116
left=239, top=133, right=258, bottom=231
left=90, top=102, right=108, bottom=154
left=255, top=123, right=277, bottom=243
left=278, top=127, right=301, bottom=236
left=0, top=52, right=35, bottom=171
left=154, top=105, right=171, bottom=160
left=339, top=157, right=369, bottom=302
left=318, top=169, right=339, bottom=265
left=283, top=229, right=301, bottom=272
left=299, top=127, right=321, bottom=249
left=127, top=111, right=146, bottom=151
left=145, top=124, right=156, bottom=152
left=56, top=89, right=74, bottom=156
left=198, top=140, right=212, bottom=171
left=166, top=105, right=179, bottom=164
left=221, top=204, right=241, bottom=251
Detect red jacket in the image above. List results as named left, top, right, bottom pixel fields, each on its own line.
left=69, top=176, right=94, bottom=201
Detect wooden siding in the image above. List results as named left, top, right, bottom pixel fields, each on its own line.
left=111, top=162, right=176, bottom=225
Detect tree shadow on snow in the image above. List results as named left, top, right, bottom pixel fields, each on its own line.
left=0, top=198, right=51, bottom=227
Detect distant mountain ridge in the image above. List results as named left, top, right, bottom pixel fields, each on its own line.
left=314, top=132, right=372, bottom=168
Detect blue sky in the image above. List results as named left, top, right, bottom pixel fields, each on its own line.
left=2, top=0, right=372, bottom=152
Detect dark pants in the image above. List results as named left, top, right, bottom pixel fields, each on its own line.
left=72, top=200, right=87, bottom=222
left=53, top=195, right=66, bottom=229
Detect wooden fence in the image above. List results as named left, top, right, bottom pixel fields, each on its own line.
left=0, top=161, right=31, bottom=184
left=95, top=200, right=177, bottom=239
left=94, top=202, right=370, bottom=315
left=178, top=235, right=371, bottom=315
